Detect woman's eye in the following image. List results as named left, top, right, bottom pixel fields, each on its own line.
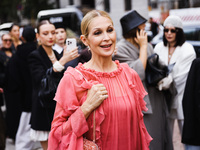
left=107, top=28, right=113, bottom=33
left=43, top=32, right=48, bottom=35
left=94, top=31, right=101, bottom=35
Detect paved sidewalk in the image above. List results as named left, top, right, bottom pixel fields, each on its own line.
left=5, top=138, right=42, bottom=150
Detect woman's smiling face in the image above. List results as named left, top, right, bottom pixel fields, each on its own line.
left=84, top=16, right=117, bottom=58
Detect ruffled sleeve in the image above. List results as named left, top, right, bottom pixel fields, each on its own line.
left=121, top=63, right=153, bottom=148
left=48, top=68, right=92, bottom=150
left=121, top=63, right=148, bottom=112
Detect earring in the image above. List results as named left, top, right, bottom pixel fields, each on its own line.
left=87, top=46, right=90, bottom=51
left=37, top=39, right=41, bottom=45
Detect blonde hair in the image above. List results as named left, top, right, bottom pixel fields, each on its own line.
left=81, top=10, right=113, bottom=38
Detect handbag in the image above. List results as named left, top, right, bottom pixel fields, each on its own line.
left=83, top=110, right=99, bottom=150
left=75, top=69, right=99, bottom=150
left=38, top=68, right=62, bottom=108
left=145, top=53, right=175, bottom=86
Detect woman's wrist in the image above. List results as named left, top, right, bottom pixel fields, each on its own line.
left=53, top=61, right=65, bottom=72
left=81, top=102, right=93, bottom=119
left=59, top=57, right=69, bottom=66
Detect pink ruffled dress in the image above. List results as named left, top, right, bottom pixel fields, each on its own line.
left=48, top=61, right=152, bottom=150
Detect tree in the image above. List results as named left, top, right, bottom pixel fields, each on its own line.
left=0, top=0, right=55, bottom=24
left=0, top=0, right=20, bottom=23
left=22, top=0, right=55, bottom=20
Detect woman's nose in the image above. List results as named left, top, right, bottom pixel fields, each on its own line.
left=103, top=32, right=110, bottom=40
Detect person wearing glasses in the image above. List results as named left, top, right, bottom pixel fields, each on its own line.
left=0, top=33, right=14, bottom=148
left=154, top=15, right=196, bottom=142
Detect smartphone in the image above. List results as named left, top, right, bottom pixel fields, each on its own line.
left=66, top=38, right=77, bottom=51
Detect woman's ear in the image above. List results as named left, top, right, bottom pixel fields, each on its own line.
left=80, top=35, right=88, bottom=47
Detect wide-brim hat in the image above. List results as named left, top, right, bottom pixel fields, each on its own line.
left=120, top=10, right=147, bottom=36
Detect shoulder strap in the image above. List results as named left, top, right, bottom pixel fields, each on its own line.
left=74, top=68, right=96, bottom=142
left=75, top=68, right=88, bottom=81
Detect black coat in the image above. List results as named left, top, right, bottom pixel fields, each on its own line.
left=182, top=58, right=200, bottom=145
left=0, top=50, right=10, bottom=106
left=3, top=49, right=19, bottom=140
left=13, top=42, right=37, bottom=111
left=28, top=45, right=63, bottom=131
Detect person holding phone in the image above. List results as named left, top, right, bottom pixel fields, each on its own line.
left=113, top=10, right=173, bottom=150
left=53, top=22, right=79, bottom=68
left=28, top=20, right=79, bottom=150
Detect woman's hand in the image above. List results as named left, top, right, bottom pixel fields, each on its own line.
left=135, top=30, right=148, bottom=47
left=81, top=84, right=108, bottom=118
left=135, top=29, right=148, bottom=69
left=134, top=29, right=148, bottom=48
left=59, top=46, right=80, bottom=66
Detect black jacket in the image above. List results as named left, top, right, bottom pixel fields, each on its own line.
left=13, top=42, right=37, bottom=111
left=0, top=50, right=10, bottom=106
left=28, top=45, right=63, bottom=131
left=182, top=58, right=200, bottom=145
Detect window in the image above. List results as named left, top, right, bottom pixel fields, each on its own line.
left=69, top=0, right=74, bottom=5
left=125, top=0, right=131, bottom=11
left=104, top=0, right=110, bottom=12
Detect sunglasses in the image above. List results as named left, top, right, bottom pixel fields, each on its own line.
left=3, top=39, right=12, bottom=42
left=164, top=29, right=177, bottom=33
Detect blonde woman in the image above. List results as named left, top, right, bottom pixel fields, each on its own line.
left=48, top=10, right=152, bottom=150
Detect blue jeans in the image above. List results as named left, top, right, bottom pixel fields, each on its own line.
left=185, top=145, right=200, bottom=150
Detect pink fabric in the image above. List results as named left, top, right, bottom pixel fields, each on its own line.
left=48, top=60, right=152, bottom=150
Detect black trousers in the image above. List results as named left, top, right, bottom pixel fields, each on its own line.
left=0, top=107, right=6, bottom=150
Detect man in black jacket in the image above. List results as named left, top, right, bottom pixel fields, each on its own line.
left=7, top=26, right=40, bottom=149
left=182, top=58, right=200, bottom=149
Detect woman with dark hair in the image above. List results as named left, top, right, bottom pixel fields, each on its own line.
left=28, top=20, right=79, bottom=149
left=9, top=23, right=22, bottom=51
left=154, top=15, right=196, bottom=141
left=113, top=10, right=173, bottom=150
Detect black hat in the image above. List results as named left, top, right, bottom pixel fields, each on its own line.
left=54, top=22, right=66, bottom=30
left=22, top=26, right=36, bottom=42
left=120, top=10, right=147, bottom=36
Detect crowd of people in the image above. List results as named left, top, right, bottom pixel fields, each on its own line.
left=0, top=8, right=199, bottom=150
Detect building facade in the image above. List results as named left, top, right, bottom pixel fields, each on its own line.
left=58, top=0, right=149, bottom=38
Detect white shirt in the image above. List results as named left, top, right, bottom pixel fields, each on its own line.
left=52, top=44, right=63, bottom=54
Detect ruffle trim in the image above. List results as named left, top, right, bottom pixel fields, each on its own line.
left=66, top=63, right=152, bottom=148
left=129, top=83, right=153, bottom=146
left=122, top=63, right=153, bottom=147
left=77, top=60, right=123, bottom=78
